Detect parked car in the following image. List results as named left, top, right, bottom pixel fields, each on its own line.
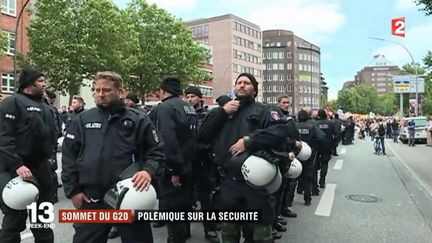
left=399, top=116, right=428, bottom=144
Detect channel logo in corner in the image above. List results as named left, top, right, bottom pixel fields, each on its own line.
left=26, top=202, right=56, bottom=229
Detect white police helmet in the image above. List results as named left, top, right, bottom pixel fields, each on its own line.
left=285, top=158, right=303, bottom=179
left=297, top=141, right=312, bottom=161
left=104, top=178, right=157, bottom=211
left=241, top=155, right=282, bottom=194
left=1, top=175, right=39, bottom=210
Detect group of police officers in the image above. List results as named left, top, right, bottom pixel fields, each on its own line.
left=0, top=69, right=343, bottom=243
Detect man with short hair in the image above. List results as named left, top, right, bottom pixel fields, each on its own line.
left=0, top=69, right=57, bottom=243
left=62, top=71, right=164, bottom=243
left=149, top=77, right=198, bottom=243
left=199, top=73, right=292, bottom=243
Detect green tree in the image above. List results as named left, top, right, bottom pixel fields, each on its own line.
left=422, top=51, right=432, bottom=115
left=26, top=0, right=127, bottom=99
left=0, top=32, right=6, bottom=57
left=122, top=0, right=211, bottom=97
left=415, top=0, right=432, bottom=15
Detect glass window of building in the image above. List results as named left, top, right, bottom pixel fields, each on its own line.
left=272, top=52, right=278, bottom=59
left=272, top=63, right=278, bottom=70
left=273, top=74, right=278, bottom=81
left=279, top=52, right=284, bottom=59
left=279, top=74, right=285, bottom=81
left=287, top=63, right=292, bottom=70
left=278, top=63, right=284, bottom=70
left=1, top=0, right=16, bottom=15
left=1, top=73, right=15, bottom=93
left=286, top=51, right=292, bottom=59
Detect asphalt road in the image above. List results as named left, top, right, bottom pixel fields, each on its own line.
left=2, top=136, right=432, bottom=243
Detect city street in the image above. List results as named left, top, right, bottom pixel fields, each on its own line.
left=4, top=137, right=432, bottom=243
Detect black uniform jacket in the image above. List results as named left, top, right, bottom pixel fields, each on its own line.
left=61, top=103, right=165, bottom=199
left=148, top=95, right=198, bottom=175
left=198, top=98, right=290, bottom=178
left=0, top=93, right=57, bottom=172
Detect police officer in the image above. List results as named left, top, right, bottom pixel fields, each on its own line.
left=314, top=109, right=337, bottom=190
left=331, top=113, right=342, bottom=156
left=184, top=86, right=219, bottom=242
left=149, top=77, right=198, bottom=243
left=273, top=95, right=300, bottom=220
left=198, top=73, right=290, bottom=243
left=124, top=92, right=140, bottom=109
left=43, top=89, right=63, bottom=203
left=62, top=71, right=164, bottom=243
left=295, top=109, right=325, bottom=205
left=0, top=69, right=57, bottom=243
left=64, top=95, right=86, bottom=130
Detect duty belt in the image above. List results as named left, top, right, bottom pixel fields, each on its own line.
left=217, top=167, right=245, bottom=182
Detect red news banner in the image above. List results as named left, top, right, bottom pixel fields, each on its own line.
left=59, top=210, right=133, bottom=224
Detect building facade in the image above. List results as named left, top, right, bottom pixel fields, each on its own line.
left=262, top=30, right=321, bottom=113
left=354, top=54, right=400, bottom=94
left=187, top=14, right=263, bottom=102
left=1, top=0, right=30, bottom=100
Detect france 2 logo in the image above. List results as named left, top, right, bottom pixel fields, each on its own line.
left=391, top=17, right=405, bottom=37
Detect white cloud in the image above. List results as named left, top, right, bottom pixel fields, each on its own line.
left=233, top=0, right=346, bottom=45
left=147, top=0, right=197, bottom=12
left=395, top=0, right=417, bottom=11
left=371, top=20, right=432, bottom=67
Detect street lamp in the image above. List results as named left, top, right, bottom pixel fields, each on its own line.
left=13, top=0, right=32, bottom=91
left=369, top=36, right=419, bottom=117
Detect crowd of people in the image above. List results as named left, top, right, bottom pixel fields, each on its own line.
left=0, top=69, right=429, bottom=243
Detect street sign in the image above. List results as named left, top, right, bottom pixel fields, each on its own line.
left=393, top=75, right=410, bottom=93
left=391, top=17, right=405, bottom=37
left=393, top=75, right=425, bottom=93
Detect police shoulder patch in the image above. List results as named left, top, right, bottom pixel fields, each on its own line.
left=271, top=111, right=280, bottom=121
left=151, top=129, right=160, bottom=143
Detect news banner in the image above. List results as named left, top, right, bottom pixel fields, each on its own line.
left=26, top=202, right=260, bottom=228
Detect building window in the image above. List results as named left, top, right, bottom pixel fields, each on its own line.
left=266, top=63, right=272, bottom=70
left=1, top=73, right=15, bottom=93
left=272, top=74, right=278, bottom=81
left=272, top=52, right=278, bottom=59
left=279, top=52, right=284, bottom=59
left=2, top=31, right=15, bottom=55
left=287, top=63, right=292, bottom=70
left=1, top=0, right=16, bottom=15
left=286, top=51, right=292, bottom=59
left=278, top=63, right=284, bottom=70
left=279, top=74, right=284, bottom=81
left=272, top=63, right=278, bottom=70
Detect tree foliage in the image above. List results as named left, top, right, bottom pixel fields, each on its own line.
left=335, top=84, right=395, bottom=115
left=26, top=0, right=126, bottom=98
left=122, top=0, right=211, bottom=95
left=415, top=0, right=432, bottom=15
left=422, top=51, right=432, bottom=115
left=0, top=32, right=6, bottom=57
left=24, top=0, right=211, bottom=101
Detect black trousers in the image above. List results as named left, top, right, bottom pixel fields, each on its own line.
left=0, top=161, right=54, bottom=243
left=318, top=153, right=332, bottom=186
left=72, top=201, right=153, bottom=243
left=298, top=153, right=316, bottom=202
left=332, top=136, right=341, bottom=154
left=159, top=173, right=193, bottom=243
left=193, top=164, right=218, bottom=232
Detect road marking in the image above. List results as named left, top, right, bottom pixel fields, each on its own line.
left=333, top=159, right=344, bottom=170
left=20, top=232, right=33, bottom=240
left=340, top=148, right=346, bottom=154
left=315, top=183, right=337, bottom=217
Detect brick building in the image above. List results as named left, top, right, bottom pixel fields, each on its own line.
left=1, top=0, right=31, bottom=100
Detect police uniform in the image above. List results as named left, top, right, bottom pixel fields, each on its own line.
left=271, top=106, right=299, bottom=232
left=149, top=78, right=198, bottom=243
left=331, top=116, right=342, bottom=155
left=61, top=101, right=164, bottom=243
left=314, top=111, right=337, bottom=189
left=295, top=111, right=325, bottom=205
left=0, top=70, right=57, bottom=243
left=199, top=92, right=290, bottom=243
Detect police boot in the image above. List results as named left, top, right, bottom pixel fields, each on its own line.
left=311, top=187, right=320, bottom=196
left=281, top=208, right=297, bottom=218
left=272, top=230, right=282, bottom=240
left=273, top=222, right=286, bottom=232
left=108, top=226, right=120, bottom=239
left=277, top=216, right=287, bottom=225
left=319, top=179, right=325, bottom=188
